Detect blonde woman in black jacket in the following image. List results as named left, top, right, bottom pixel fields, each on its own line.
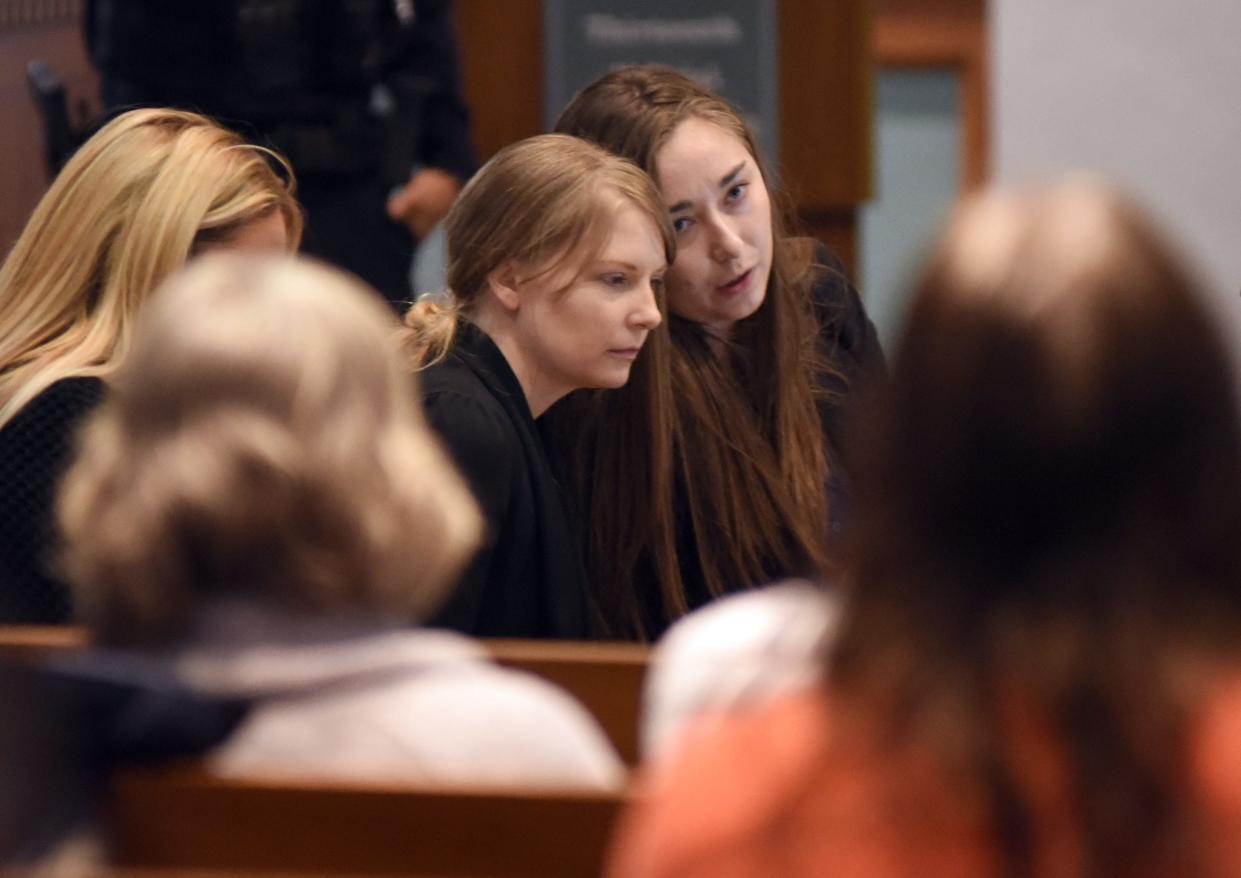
left=401, top=134, right=674, bottom=639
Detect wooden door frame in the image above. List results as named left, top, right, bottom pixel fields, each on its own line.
left=872, top=0, right=988, bottom=188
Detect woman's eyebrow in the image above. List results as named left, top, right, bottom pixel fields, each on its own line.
left=718, top=161, right=746, bottom=190
left=666, top=161, right=749, bottom=214
left=594, top=259, right=639, bottom=271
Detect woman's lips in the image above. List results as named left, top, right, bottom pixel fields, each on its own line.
left=607, top=347, right=642, bottom=361
left=718, top=267, right=754, bottom=296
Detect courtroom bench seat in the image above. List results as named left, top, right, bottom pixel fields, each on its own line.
left=0, top=626, right=651, bottom=764
left=108, top=764, right=629, bottom=877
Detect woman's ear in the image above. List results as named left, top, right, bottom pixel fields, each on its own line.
left=486, top=262, right=522, bottom=313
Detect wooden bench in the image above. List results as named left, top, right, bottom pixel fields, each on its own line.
left=0, top=627, right=651, bottom=764
left=486, top=639, right=648, bottom=765
left=108, top=764, right=628, bottom=877
left=0, top=624, right=86, bottom=660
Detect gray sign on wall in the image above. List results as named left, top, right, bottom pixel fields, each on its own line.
left=543, top=0, right=779, bottom=163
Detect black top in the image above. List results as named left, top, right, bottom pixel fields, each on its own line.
left=0, top=377, right=106, bottom=624
left=87, top=0, right=479, bottom=303
left=2, top=655, right=246, bottom=864
left=420, top=326, right=595, bottom=640
left=809, top=243, right=888, bottom=535
left=86, top=0, right=477, bottom=182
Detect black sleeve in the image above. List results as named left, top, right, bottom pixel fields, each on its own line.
left=421, top=389, right=513, bottom=630
left=0, top=377, right=106, bottom=623
left=394, top=0, right=478, bottom=182
left=806, top=245, right=886, bottom=537
left=810, top=243, right=887, bottom=391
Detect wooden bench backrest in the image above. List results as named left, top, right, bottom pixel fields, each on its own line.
left=487, top=639, right=649, bottom=764
left=0, top=625, right=86, bottom=660
left=0, top=627, right=651, bottom=764
left=109, top=765, right=627, bottom=877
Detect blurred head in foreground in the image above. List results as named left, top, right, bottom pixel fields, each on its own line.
left=835, top=180, right=1241, bottom=872
left=59, top=254, right=481, bottom=645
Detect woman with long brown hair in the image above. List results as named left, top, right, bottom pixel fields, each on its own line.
left=609, top=181, right=1241, bottom=876
left=554, top=66, right=884, bottom=639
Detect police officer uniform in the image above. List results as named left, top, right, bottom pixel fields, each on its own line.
left=87, top=0, right=478, bottom=305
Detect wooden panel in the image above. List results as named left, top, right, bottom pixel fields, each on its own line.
left=872, top=0, right=989, bottom=188
left=0, top=627, right=650, bottom=764
left=453, top=0, right=544, bottom=163
left=0, top=0, right=83, bottom=30
left=778, top=0, right=873, bottom=210
left=0, top=8, right=97, bottom=256
left=109, top=765, right=628, bottom=877
left=454, top=2, right=870, bottom=267
left=0, top=624, right=87, bottom=659
left=486, top=638, right=649, bottom=765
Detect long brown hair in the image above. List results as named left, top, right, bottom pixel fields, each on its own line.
left=833, top=182, right=1241, bottom=875
left=555, top=66, right=836, bottom=637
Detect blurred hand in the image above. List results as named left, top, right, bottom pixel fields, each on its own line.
left=386, top=167, right=463, bottom=240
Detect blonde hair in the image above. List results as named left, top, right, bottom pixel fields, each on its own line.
left=401, top=133, right=674, bottom=367
left=0, top=107, right=302, bottom=429
left=59, top=254, right=482, bottom=646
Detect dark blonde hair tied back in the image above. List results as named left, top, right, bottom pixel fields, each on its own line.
left=400, top=133, right=674, bottom=371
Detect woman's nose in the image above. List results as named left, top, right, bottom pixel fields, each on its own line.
left=707, top=216, right=745, bottom=263
left=631, top=282, right=663, bottom=330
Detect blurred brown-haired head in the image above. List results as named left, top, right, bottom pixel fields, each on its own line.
left=835, top=179, right=1241, bottom=874
left=848, top=180, right=1241, bottom=611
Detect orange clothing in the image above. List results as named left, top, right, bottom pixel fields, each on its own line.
left=608, top=683, right=1241, bottom=878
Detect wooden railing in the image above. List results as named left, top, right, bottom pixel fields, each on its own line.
left=0, top=626, right=651, bottom=764
left=109, top=763, right=628, bottom=877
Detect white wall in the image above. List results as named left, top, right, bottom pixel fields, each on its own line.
left=994, top=1, right=1241, bottom=338
left=860, top=71, right=961, bottom=348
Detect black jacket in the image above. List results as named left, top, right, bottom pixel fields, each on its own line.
left=86, top=0, right=477, bottom=183
left=420, top=326, right=595, bottom=640
left=86, top=0, right=478, bottom=303
left=809, top=242, right=887, bottom=536
left=0, top=377, right=105, bottom=624
left=1, top=654, right=246, bottom=865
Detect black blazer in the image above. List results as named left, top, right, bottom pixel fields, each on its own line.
left=420, top=326, right=595, bottom=639
left=0, top=376, right=106, bottom=623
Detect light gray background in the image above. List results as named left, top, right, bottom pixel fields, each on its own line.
left=993, top=0, right=1241, bottom=343
left=860, top=71, right=961, bottom=348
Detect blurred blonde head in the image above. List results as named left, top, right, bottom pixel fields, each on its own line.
left=59, top=255, right=482, bottom=646
left=0, top=107, right=301, bottom=428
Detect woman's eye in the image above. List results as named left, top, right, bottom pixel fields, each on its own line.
left=603, top=273, right=628, bottom=287
left=671, top=216, right=692, bottom=234
left=651, top=276, right=666, bottom=293
left=726, top=183, right=748, bottom=202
